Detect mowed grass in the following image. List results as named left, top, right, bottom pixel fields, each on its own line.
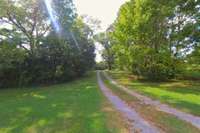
left=0, top=72, right=128, bottom=133
left=108, top=71, right=200, bottom=116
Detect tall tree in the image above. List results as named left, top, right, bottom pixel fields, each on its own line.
left=111, top=0, right=189, bottom=80
left=0, top=0, right=50, bottom=55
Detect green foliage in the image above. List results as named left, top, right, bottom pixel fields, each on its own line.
left=129, top=47, right=182, bottom=80
left=0, top=41, right=26, bottom=87
left=95, top=32, right=115, bottom=70
left=109, top=0, right=199, bottom=80
left=181, top=64, right=200, bottom=80
left=0, top=0, right=50, bottom=55
left=95, top=62, right=107, bottom=70
left=188, top=44, right=200, bottom=64
left=0, top=0, right=95, bottom=88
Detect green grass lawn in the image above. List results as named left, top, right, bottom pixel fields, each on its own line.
left=0, top=72, right=128, bottom=133
left=108, top=71, right=200, bottom=116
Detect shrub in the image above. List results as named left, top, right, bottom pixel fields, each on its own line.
left=130, top=46, right=182, bottom=81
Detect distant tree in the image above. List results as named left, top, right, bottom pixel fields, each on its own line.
left=95, top=32, right=114, bottom=70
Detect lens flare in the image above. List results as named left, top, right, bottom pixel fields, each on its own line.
left=44, top=0, right=80, bottom=50
left=44, top=0, right=60, bottom=32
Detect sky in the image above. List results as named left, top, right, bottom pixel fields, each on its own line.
left=74, top=0, right=128, bottom=62
left=74, top=0, right=127, bottom=31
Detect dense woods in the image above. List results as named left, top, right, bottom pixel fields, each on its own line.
left=99, top=0, right=200, bottom=80
left=0, top=0, right=95, bottom=88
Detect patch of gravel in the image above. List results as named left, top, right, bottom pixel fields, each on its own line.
left=103, top=71, right=200, bottom=129
left=97, top=71, right=160, bottom=133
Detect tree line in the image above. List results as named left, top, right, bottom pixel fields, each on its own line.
left=97, top=0, right=200, bottom=80
left=0, top=0, right=95, bottom=88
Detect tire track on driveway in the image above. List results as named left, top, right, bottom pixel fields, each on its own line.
left=103, top=71, right=200, bottom=130
left=97, top=71, right=160, bottom=133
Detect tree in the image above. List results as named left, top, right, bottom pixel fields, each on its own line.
left=167, top=0, right=200, bottom=58
left=95, top=32, right=114, bottom=70
left=0, top=0, right=50, bottom=55
left=0, top=0, right=96, bottom=88
left=110, top=0, right=189, bottom=80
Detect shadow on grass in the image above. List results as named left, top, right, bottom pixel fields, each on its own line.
left=127, top=83, right=200, bottom=116
left=163, top=86, right=200, bottom=95
left=160, top=95, right=200, bottom=116
left=0, top=74, right=109, bottom=133
left=132, top=82, right=200, bottom=96
left=109, top=71, right=200, bottom=116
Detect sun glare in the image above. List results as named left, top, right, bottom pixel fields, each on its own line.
left=44, top=0, right=60, bottom=32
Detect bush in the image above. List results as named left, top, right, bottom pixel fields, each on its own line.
left=0, top=42, right=26, bottom=87
left=0, top=32, right=95, bottom=88
left=130, top=46, right=182, bottom=81
left=95, top=62, right=107, bottom=70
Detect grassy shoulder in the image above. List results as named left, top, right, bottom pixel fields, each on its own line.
left=100, top=72, right=200, bottom=133
left=0, top=72, right=128, bottom=133
left=108, top=71, right=200, bottom=116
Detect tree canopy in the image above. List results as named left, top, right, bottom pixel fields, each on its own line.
left=105, top=0, right=200, bottom=80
